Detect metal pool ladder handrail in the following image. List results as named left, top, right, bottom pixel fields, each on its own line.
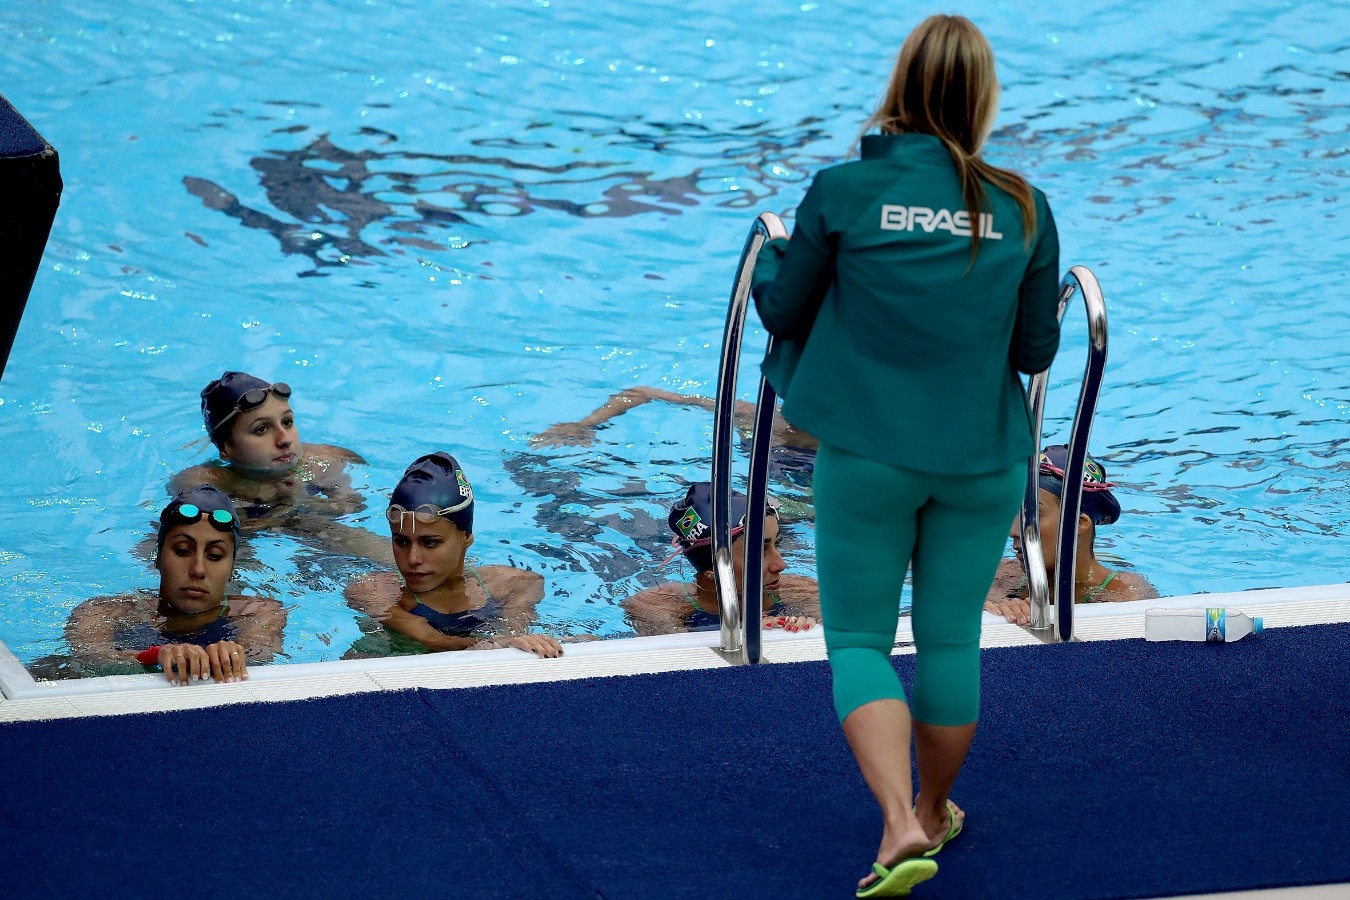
left=1021, top=265, right=1109, bottom=642
left=710, top=211, right=788, bottom=663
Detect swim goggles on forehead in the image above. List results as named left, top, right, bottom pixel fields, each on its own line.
left=207, top=382, right=293, bottom=435
left=386, top=497, right=472, bottom=533
left=170, top=503, right=239, bottom=531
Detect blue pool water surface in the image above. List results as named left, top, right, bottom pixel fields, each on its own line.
left=0, top=0, right=1346, bottom=668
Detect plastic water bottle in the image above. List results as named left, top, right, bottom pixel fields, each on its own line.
left=1144, top=607, right=1263, bottom=642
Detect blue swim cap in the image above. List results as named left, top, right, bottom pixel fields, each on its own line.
left=388, top=452, right=475, bottom=535
left=200, top=371, right=292, bottom=447
left=667, top=482, right=777, bottom=572
left=157, top=484, right=242, bottom=555
left=1037, top=444, right=1121, bottom=526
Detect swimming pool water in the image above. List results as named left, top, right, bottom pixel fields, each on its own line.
left=0, top=0, right=1346, bottom=668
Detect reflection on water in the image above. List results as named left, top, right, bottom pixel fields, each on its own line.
left=185, top=111, right=832, bottom=274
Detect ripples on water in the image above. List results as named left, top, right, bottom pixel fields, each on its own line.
left=0, top=0, right=1346, bottom=666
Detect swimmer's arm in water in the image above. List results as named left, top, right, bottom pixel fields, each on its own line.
left=381, top=601, right=480, bottom=652
left=305, top=442, right=366, bottom=466
left=168, top=463, right=228, bottom=495
left=64, top=597, right=147, bottom=666
left=532, top=387, right=716, bottom=448
left=343, top=573, right=475, bottom=650
left=480, top=565, right=546, bottom=628
left=293, top=443, right=368, bottom=515
left=988, top=559, right=1026, bottom=602
left=344, top=571, right=401, bottom=618
left=620, top=586, right=689, bottom=637
left=766, top=577, right=815, bottom=626
left=225, top=595, right=288, bottom=664
left=475, top=566, right=563, bottom=657
left=1102, top=571, right=1160, bottom=602
left=281, top=511, right=395, bottom=565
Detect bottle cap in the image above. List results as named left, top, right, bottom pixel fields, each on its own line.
left=1253, top=617, right=1263, bottom=634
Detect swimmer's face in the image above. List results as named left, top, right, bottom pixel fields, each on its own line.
left=731, top=514, right=787, bottom=598
left=218, top=394, right=300, bottom=476
left=390, top=514, right=473, bottom=595
left=156, top=520, right=234, bottom=614
left=1010, top=489, right=1062, bottom=574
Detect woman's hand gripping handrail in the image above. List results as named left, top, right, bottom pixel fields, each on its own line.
left=1021, top=265, right=1109, bottom=641
left=711, top=211, right=788, bottom=662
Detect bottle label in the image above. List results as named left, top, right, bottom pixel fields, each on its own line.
left=1206, top=608, right=1226, bottom=642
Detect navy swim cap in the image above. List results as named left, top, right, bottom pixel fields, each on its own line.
left=157, top=484, right=242, bottom=555
left=668, top=482, right=778, bottom=572
left=388, top=452, right=475, bottom=534
left=1037, top=444, right=1121, bottom=526
left=200, top=371, right=279, bottom=446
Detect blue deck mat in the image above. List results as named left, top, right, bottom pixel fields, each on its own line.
left=2, top=622, right=1348, bottom=899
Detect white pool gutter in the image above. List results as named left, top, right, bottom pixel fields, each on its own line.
left=2, top=582, right=1348, bottom=723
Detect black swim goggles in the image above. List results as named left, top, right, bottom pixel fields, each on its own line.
left=206, top=382, right=293, bottom=436
left=169, top=503, right=239, bottom=532
left=386, top=498, right=472, bottom=533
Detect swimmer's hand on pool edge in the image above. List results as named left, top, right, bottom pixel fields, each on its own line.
left=763, top=615, right=816, bottom=633
left=471, top=634, right=565, bottom=659
left=148, top=640, right=250, bottom=685
left=984, top=598, right=1032, bottom=626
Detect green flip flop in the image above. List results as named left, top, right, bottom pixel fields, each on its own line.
left=855, top=857, right=938, bottom=898
left=922, top=800, right=964, bottom=857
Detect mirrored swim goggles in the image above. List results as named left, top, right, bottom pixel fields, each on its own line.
left=386, top=497, right=472, bottom=534
left=169, top=503, right=240, bottom=532
left=206, top=382, right=293, bottom=436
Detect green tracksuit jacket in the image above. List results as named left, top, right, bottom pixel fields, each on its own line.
left=751, top=132, right=1062, bottom=476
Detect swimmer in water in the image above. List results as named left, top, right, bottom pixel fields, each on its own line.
left=984, top=444, right=1158, bottom=624
left=621, top=482, right=819, bottom=636
left=344, top=452, right=565, bottom=658
left=63, top=485, right=286, bottom=685
left=532, top=386, right=819, bottom=453
left=171, top=370, right=391, bottom=562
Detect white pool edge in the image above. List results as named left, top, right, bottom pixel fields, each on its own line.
left=2, top=582, right=1348, bottom=723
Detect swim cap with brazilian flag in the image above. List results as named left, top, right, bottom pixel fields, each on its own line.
left=388, top=451, right=475, bottom=534
left=1036, top=444, right=1121, bottom=525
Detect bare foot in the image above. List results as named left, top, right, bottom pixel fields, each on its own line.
left=858, top=816, right=931, bottom=891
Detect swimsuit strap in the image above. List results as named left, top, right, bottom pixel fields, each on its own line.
left=681, top=581, right=784, bottom=616
left=1081, top=571, right=1116, bottom=602
left=468, top=566, right=492, bottom=603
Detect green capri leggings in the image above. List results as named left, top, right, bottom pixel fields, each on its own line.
left=814, top=441, right=1025, bottom=726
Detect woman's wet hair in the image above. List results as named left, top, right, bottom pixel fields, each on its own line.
left=865, top=14, right=1036, bottom=261
left=156, top=484, right=242, bottom=557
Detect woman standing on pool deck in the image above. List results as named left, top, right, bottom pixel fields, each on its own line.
left=751, top=16, right=1061, bottom=897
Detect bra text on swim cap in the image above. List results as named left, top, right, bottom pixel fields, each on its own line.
left=879, top=205, right=1003, bottom=240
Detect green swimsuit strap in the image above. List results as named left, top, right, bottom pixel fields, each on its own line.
left=1082, top=571, right=1116, bottom=601
left=467, top=566, right=493, bottom=602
